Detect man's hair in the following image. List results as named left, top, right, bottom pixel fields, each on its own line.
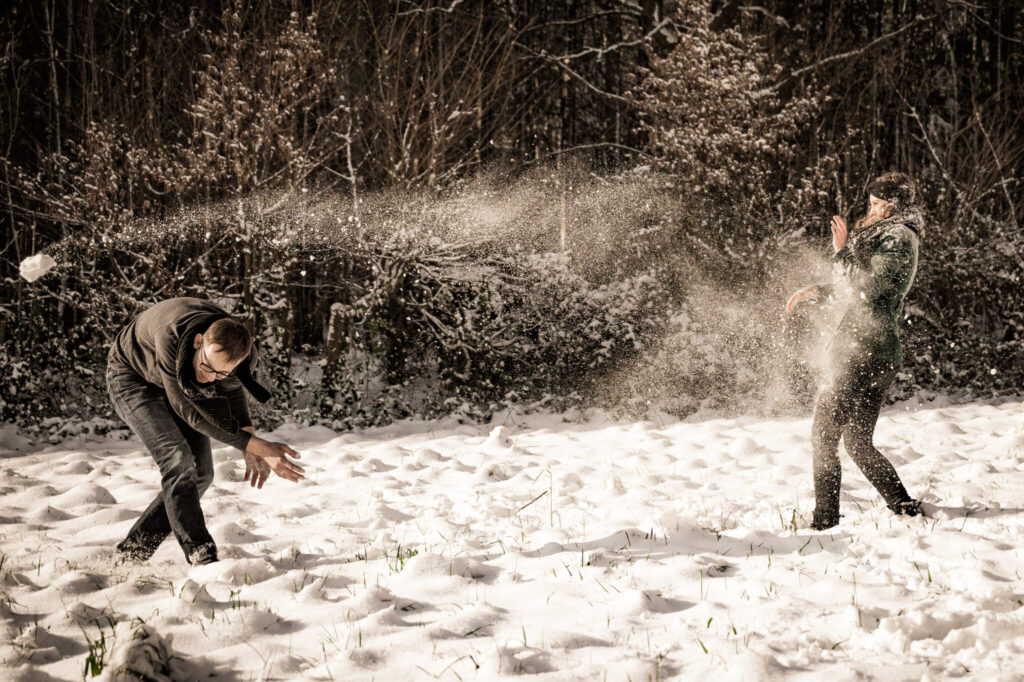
left=205, top=317, right=252, bottom=362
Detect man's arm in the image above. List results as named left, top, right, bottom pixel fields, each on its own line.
left=216, top=375, right=253, bottom=430
left=161, top=372, right=253, bottom=451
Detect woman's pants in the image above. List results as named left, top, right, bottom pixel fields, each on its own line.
left=811, top=353, right=912, bottom=524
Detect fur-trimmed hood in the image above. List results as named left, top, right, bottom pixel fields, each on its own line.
left=849, top=206, right=924, bottom=267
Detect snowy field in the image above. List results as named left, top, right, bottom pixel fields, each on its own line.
left=2, top=399, right=1024, bottom=681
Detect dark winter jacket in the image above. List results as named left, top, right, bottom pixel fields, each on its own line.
left=108, top=298, right=271, bottom=450
left=822, top=208, right=923, bottom=368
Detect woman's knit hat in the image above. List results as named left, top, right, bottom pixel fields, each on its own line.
left=867, top=171, right=915, bottom=209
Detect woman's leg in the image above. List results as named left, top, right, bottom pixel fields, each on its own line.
left=840, top=363, right=916, bottom=510
left=811, top=382, right=849, bottom=529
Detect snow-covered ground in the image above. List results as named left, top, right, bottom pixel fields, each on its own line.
left=2, top=399, right=1024, bottom=681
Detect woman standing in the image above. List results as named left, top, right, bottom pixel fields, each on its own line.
left=786, top=172, right=924, bottom=530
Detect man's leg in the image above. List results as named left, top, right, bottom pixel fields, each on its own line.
left=841, top=363, right=916, bottom=511
left=107, top=365, right=217, bottom=562
left=117, top=414, right=215, bottom=559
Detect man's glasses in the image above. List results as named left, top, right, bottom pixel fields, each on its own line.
left=198, top=342, right=233, bottom=379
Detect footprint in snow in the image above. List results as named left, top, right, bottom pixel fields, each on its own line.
left=475, top=462, right=516, bottom=482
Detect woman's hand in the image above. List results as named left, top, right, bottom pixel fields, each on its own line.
left=831, top=215, right=848, bottom=253
left=785, top=285, right=819, bottom=313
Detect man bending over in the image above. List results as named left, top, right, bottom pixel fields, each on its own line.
left=106, top=297, right=305, bottom=565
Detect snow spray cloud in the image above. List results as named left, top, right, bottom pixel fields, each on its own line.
left=21, top=163, right=840, bottom=419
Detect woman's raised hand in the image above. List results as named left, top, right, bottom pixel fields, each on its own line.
left=831, top=215, right=848, bottom=253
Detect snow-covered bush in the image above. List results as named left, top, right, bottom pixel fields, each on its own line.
left=4, top=0, right=1021, bottom=428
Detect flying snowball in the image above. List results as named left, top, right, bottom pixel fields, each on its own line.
left=19, top=253, right=56, bottom=282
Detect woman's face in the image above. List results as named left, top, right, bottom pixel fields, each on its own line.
left=858, top=194, right=892, bottom=229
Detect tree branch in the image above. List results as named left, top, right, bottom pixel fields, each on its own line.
left=396, top=0, right=465, bottom=17
left=520, top=10, right=643, bottom=33
left=784, top=15, right=934, bottom=83
left=514, top=42, right=630, bottom=103
left=542, top=17, right=672, bottom=62
left=530, top=142, right=653, bottom=163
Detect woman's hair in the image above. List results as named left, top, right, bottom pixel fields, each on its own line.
left=852, top=202, right=894, bottom=230
left=867, top=171, right=915, bottom=209
left=205, top=317, right=252, bottom=362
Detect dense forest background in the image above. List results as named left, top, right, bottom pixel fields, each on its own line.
left=2, top=0, right=1022, bottom=431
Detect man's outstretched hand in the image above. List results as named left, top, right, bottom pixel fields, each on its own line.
left=242, top=450, right=271, bottom=488
left=242, top=433, right=305, bottom=489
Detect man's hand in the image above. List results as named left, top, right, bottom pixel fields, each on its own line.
left=243, top=450, right=272, bottom=488
left=241, top=427, right=270, bottom=488
left=785, top=285, right=819, bottom=313
left=242, top=432, right=305, bottom=489
left=831, top=215, right=848, bottom=253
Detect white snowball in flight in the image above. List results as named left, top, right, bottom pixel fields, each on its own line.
left=19, top=253, right=57, bottom=282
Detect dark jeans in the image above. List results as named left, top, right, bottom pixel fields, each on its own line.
left=811, top=353, right=912, bottom=524
left=106, top=362, right=215, bottom=561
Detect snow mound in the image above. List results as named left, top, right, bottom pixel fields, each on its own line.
left=210, top=557, right=278, bottom=585
left=52, top=482, right=116, bottom=507
left=485, top=425, right=512, bottom=448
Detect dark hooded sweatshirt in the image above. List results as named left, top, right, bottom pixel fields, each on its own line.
left=821, top=207, right=924, bottom=369
left=108, top=298, right=271, bottom=451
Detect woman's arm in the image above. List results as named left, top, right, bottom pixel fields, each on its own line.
left=863, top=227, right=916, bottom=306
